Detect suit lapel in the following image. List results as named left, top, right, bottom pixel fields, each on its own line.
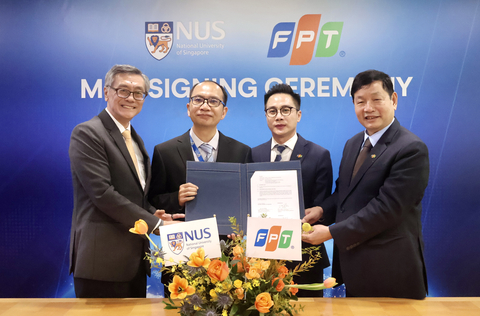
left=177, top=131, right=195, bottom=162
left=344, top=120, right=400, bottom=197
left=290, top=134, right=308, bottom=161
left=256, top=140, right=271, bottom=162
left=216, top=132, right=230, bottom=162
left=98, top=110, right=142, bottom=189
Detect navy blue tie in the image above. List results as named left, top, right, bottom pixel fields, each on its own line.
left=275, top=145, right=286, bottom=162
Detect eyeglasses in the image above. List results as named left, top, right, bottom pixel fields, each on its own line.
left=265, top=106, right=297, bottom=117
left=190, top=96, right=225, bottom=108
left=107, top=86, right=147, bottom=101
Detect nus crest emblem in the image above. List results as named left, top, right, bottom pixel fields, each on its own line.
left=167, top=232, right=184, bottom=255
left=145, top=22, right=173, bottom=61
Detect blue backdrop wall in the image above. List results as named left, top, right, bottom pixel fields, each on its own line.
left=1, top=0, right=479, bottom=298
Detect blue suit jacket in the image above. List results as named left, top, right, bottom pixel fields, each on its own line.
left=252, top=134, right=333, bottom=272
left=324, top=119, right=429, bottom=299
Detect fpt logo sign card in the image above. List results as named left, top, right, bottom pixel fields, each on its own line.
left=160, top=217, right=221, bottom=266
left=246, top=217, right=302, bottom=261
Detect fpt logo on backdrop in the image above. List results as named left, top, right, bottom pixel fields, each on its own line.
left=254, top=226, right=293, bottom=252
left=267, top=14, right=344, bottom=65
left=145, top=22, right=173, bottom=61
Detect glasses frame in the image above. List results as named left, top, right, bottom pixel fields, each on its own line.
left=190, top=95, right=225, bottom=108
left=107, top=85, right=148, bottom=101
left=265, top=106, right=297, bottom=118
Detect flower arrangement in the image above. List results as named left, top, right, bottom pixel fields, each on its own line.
left=129, top=218, right=336, bottom=316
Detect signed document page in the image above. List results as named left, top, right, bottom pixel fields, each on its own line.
left=250, top=170, right=300, bottom=219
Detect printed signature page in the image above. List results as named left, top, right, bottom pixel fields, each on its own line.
left=250, top=170, right=300, bottom=219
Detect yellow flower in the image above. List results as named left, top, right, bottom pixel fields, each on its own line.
left=129, top=219, right=148, bottom=235
left=156, top=258, right=164, bottom=264
left=210, top=289, right=218, bottom=299
left=255, top=292, right=274, bottom=314
left=243, top=282, right=252, bottom=290
left=187, top=247, right=211, bottom=269
left=252, top=279, right=260, bottom=287
left=222, top=310, right=228, bottom=316
left=168, top=275, right=195, bottom=299
left=302, top=222, right=313, bottom=233
left=234, top=279, right=243, bottom=288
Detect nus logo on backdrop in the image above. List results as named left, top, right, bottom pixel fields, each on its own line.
left=254, top=226, right=293, bottom=252
left=267, top=14, right=344, bottom=65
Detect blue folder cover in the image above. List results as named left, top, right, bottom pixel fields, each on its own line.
left=185, top=161, right=304, bottom=235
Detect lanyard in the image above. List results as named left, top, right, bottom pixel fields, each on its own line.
left=190, top=135, right=205, bottom=162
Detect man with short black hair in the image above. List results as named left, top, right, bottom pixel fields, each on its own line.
left=252, top=83, right=333, bottom=297
left=302, top=70, right=429, bottom=299
left=149, top=80, right=251, bottom=215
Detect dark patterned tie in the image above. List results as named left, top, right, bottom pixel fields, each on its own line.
left=275, top=145, right=286, bottom=162
left=351, top=138, right=372, bottom=180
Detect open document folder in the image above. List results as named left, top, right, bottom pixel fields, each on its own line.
left=185, top=161, right=304, bottom=235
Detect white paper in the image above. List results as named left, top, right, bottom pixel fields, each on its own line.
left=250, top=170, right=300, bottom=219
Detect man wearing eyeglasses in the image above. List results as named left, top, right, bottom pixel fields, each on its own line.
left=149, top=80, right=251, bottom=217
left=251, top=83, right=333, bottom=297
left=69, top=64, right=184, bottom=298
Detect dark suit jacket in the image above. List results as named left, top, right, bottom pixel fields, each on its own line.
left=323, top=119, right=429, bottom=299
left=69, top=110, right=160, bottom=283
left=251, top=134, right=333, bottom=289
left=148, top=130, right=252, bottom=214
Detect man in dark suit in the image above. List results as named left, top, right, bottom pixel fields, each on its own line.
left=302, top=70, right=429, bottom=299
left=69, top=65, right=183, bottom=298
left=148, top=80, right=251, bottom=295
left=148, top=80, right=251, bottom=215
left=251, top=83, right=333, bottom=297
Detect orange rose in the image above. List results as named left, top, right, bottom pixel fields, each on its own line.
left=168, top=275, right=195, bottom=299
left=323, top=277, right=336, bottom=289
left=232, top=245, right=244, bottom=257
left=232, top=256, right=248, bottom=273
left=245, top=266, right=261, bottom=279
left=129, top=219, right=148, bottom=235
left=272, top=277, right=285, bottom=292
left=255, top=292, right=274, bottom=313
left=288, top=280, right=299, bottom=295
left=259, top=260, right=270, bottom=271
left=234, top=287, right=244, bottom=300
left=277, top=265, right=289, bottom=278
left=207, top=259, right=229, bottom=282
left=187, top=247, right=211, bottom=269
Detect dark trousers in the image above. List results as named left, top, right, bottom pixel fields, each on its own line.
left=74, top=264, right=147, bottom=298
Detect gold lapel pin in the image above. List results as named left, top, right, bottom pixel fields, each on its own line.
left=297, top=154, right=303, bottom=158
left=371, top=154, right=376, bottom=158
